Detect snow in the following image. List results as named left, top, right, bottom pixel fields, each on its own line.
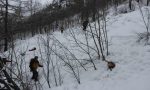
left=40, top=0, right=53, bottom=5
left=48, top=35, right=150, bottom=90
left=1, top=5, right=150, bottom=90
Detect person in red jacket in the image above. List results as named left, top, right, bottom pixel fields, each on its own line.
left=29, top=56, right=43, bottom=81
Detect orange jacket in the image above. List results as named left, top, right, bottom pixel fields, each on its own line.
left=29, top=58, right=43, bottom=71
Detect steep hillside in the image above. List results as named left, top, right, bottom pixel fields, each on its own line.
left=1, top=5, right=150, bottom=90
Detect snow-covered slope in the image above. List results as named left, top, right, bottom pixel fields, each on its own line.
left=2, top=6, right=150, bottom=90
left=49, top=7, right=150, bottom=90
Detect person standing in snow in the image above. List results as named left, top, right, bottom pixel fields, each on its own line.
left=82, top=20, right=89, bottom=31
left=29, top=56, right=43, bottom=81
left=60, top=25, right=64, bottom=33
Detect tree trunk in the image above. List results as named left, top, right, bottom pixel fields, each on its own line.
left=147, top=0, right=150, bottom=6
left=4, top=0, right=8, bottom=52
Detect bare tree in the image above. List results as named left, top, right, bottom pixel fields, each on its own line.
left=147, top=0, right=150, bottom=6
left=4, top=0, right=8, bottom=51
left=25, top=0, right=42, bottom=15
left=137, top=2, right=150, bottom=44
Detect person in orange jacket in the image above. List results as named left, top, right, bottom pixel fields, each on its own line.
left=29, top=56, right=43, bottom=81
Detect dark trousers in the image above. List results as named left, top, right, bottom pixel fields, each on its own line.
left=32, top=70, right=38, bottom=81
left=83, top=25, right=87, bottom=31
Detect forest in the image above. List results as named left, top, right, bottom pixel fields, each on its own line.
left=0, top=0, right=150, bottom=90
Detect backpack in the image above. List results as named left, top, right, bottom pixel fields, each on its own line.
left=29, top=58, right=39, bottom=71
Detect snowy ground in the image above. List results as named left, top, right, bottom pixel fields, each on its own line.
left=48, top=7, right=150, bottom=90
left=1, top=6, right=150, bottom=90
